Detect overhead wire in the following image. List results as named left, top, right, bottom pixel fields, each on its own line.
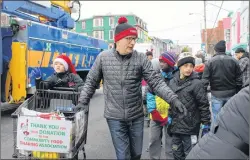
left=206, top=1, right=224, bottom=44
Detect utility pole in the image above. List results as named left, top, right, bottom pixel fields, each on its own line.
left=204, top=0, right=208, bottom=56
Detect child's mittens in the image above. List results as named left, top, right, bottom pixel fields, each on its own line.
left=30, top=67, right=42, bottom=79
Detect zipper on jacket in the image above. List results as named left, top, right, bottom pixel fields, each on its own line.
left=121, top=61, right=126, bottom=120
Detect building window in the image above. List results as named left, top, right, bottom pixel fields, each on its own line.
left=225, top=29, right=230, bottom=42
left=109, top=17, right=115, bottom=27
left=138, top=28, right=141, bottom=38
left=232, top=23, right=236, bottom=44
left=242, top=16, right=248, bottom=33
left=93, top=18, right=103, bottom=27
left=109, top=30, right=114, bottom=40
left=93, top=31, right=104, bottom=40
left=80, top=32, right=87, bottom=36
left=82, top=21, right=86, bottom=29
left=135, top=17, right=139, bottom=25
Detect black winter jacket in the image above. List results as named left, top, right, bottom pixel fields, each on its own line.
left=79, top=49, right=178, bottom=121
left=168, top=71, right=211, bottom=135
left=35, top=72, right=84, bottom=91
left=202, top=52, right=242, bottom=98
left=187, top=79, right=249, bottom=159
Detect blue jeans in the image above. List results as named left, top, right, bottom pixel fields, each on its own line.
left=107, top=116, right=144, bottom=160
left=211, top=95, right=231, bottom=123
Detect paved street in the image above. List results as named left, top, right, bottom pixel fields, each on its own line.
left=1, top=88, right=166, bottom=159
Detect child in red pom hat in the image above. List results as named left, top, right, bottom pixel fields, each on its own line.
left=31, top=55, right=84, bottom=90
left=53, top=55, right=77, bottom=74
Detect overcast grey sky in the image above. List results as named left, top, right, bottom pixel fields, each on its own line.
left=78, top=1, right=241, bottom=52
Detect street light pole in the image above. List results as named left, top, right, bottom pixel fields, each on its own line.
left=204, top=0, right=208, bottom=56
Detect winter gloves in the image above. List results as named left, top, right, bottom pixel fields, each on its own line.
left=151, top=110, right=168, bottom=126
left=171, top=98, right=188, bottom=116
left=201, top=124, right=210, bottom=137
left=167, top=117, right=173, bottom=137
left=73, top=103, right=88, bottom=112
left=168, top=117, right=172, bottom=124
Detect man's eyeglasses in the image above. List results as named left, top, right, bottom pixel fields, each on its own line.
left=125, top=37, right=138, bottom=42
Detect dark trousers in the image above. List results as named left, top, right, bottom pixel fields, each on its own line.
left=172, top=134, right=192, bottom=160
left=107, top=116, right=144, bottom=160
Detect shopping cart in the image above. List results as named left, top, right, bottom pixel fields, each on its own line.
left=11, top=85, right=89, bottom=160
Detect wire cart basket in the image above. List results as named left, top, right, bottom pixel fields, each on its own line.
left=11, top=86, right=89, bottom=160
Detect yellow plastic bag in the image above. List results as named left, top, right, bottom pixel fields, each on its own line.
left=32, top=151, right=59, bottom=159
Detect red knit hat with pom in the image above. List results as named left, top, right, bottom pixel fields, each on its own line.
left=114, top=17, right=138, bottom=42
left=53, top=55, right=77, bottom=74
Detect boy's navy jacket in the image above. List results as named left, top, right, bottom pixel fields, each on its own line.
left=35, top=71, right=84, bottom=90
left=168, top=71, right=211, bottom=135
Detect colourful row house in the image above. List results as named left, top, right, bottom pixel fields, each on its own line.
left=75, top=14, right=149, bottom=48
left=222, top=1, right=249, bottom=54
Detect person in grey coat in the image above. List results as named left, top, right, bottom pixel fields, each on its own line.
left=75, top=16, right=187, bottom=160
left=186, top=79, right=249, bottom=159
left=235, top=48, right=249, bottom=85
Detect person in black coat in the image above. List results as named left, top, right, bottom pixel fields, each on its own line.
left=202, top=40, right=242, bottom=124
left=186, top=78, right=249, bottom=159
left=168, top=52, right=211, bottom=160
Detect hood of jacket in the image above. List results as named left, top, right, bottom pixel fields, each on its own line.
left=161, top=66, right=178, bottom=80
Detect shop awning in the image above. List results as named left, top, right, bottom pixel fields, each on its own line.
left=231, top=43, right=248, bottom=51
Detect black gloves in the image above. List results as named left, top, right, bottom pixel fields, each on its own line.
left=171, top=98, right=187, bottom=116
left=73, top=103, right=88, bottom=112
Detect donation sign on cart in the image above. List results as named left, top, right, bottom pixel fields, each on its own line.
left=16, top=115, right=72, bottom=153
